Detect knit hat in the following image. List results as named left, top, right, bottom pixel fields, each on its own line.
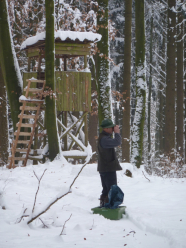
left=100, top=119, right=115, bottom=128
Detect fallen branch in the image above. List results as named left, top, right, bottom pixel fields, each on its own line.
left=60, top=214, right=72, bottom=235
left=27, top=153, right=94, bottom=225
left=32, top=169, right=47, bottom=213
left=142, top=171, right=150, bottom=182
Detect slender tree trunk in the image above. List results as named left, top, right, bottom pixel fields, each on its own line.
left=164, top=0, right=176, bottom=158
left=184, top=12, right=186, bottom=162
left=148, top=12, right=153, bottom=163
left=89, top=58, right=98, bottom=162
left=131, top=0, right=146, bottom=168
left=176, top=2, right=183, bottom=159
left=95, top=0, right=112, bottom=128
left=45, top=0, right=59, bottom=160
left=122, top=0, right=132, bottom=162
left=0, top=63, right=8, bottom=166
left=0, top=0, right=22, bottom=131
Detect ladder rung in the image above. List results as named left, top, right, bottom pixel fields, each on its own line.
left=15, top=149, right=28, bottom=153
left=14, top=132, right=32, bottom=136
left=14, top=157, right=25, bottom=161
left=16, top=123, right=37, bottom=128
left=20, top=106, right=39, bottom=111
left=19, top=99, right=44, bottom=104
left=16, top=140, right=31, bottom=144
left=18, top=114, right=36, bottom=119
left=24, top=88, right=43, bottom=92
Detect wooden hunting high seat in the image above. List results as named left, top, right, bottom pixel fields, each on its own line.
left=18, top=31, right=101, bottom=162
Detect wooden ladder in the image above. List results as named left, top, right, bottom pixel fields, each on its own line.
left=8, top=79, right=45, bottom=169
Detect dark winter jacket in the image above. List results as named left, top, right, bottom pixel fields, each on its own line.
left=97, top=131, right=122, bottom=172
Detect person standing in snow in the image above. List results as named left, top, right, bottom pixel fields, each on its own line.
left=97, top=119, right=122, bottom=207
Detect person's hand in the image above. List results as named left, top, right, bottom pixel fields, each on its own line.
left=114, top=125, right=120, bottom=133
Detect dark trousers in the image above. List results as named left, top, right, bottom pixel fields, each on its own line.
left=100, top=171, right=117, bottom=196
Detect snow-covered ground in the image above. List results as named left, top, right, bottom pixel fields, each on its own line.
left=0, top=158, right=186, bottom=248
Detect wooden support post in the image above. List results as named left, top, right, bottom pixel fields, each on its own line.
left=28, top=58, right=31, bottom=72
left=33, top=126, right=38, bottom=165
left=64, top=57, right=67, bottom=71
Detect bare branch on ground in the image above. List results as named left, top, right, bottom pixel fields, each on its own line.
left=32, top=169, right=47, bottom=213
left=142, top=171, right=150, bottom=182
left=60, top=214, right=72, bottom=235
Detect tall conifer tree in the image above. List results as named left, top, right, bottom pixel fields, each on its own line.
left=122, top=0, right=132, bottom=162
left=0, top=0, right=22, bottom=131
left=131, top=0, right=146, bottom=168
left=96, top=0, right=112, bottom=128
left=164, top=0, right=176, bottom=158
left=176, top=1, right=184, bottom=158
left=45, top=0, right=59, bottom=160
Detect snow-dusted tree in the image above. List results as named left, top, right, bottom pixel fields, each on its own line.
left=0, top=0, right=22, bottom=131
left=122, top=0, right=132, bottom=163
left=164, top=0, right=176, bottom=158
left=0, top=63, right=8, bottom=166
left=95, top=0, right=112, bottom=127
left=131, top=0, right=146, bottom=168
left=176, top=0, right=184, bottom=159
left=45, top=0, right=59, bottom=160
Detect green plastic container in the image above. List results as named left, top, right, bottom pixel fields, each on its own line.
left=91, top=206, right=126, bottom=220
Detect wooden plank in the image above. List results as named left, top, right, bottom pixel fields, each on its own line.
left=18, top=114, right=36, bottom=119
left=55, top=45, right=90, bottom=51
left=28, top=50, right=40, bottom=58
left=26, top=79, right=45, bottom=83
left=14, top=157, right=25, bottom=161
left=20, top=106, right=38, bottom=111
left=56, top=50, right=89, bottom=56
left=55, top=43, right=90, bottom=49
left=15, top=149, right=28, bottom=153
left=14, top=132, right=32, bottom=136
left=19, top=99, right=44, bottom=104
left=16, top=123, right=37, bottom=128
left=24, top=88, right=43, bottom=92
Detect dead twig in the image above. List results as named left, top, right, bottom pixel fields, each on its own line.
left=142, top=171, right=150, bottom=182
left=32, top=169, right=47, bottom=213
left=16, top=208, right=29, bottom=223
left=60, top=214, right=72, bottom=235
left=39, top=218, right=49, bottom=228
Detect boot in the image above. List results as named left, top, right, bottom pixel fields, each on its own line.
left=99, top=194, right=109, bottom=207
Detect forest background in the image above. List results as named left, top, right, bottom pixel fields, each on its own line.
left=0, top=0, right=186, bottom=177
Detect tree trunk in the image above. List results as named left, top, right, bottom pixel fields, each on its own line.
left=95, top=0, right=112, bottom=128
left=0, top=0, right=22, bottom=131
left=89, top=58, right=98, bottom=162
left=45, top=0, right=59, bottom=160
left=176, top=2, right=183, bottom=159
left=131, top=0, right=146, bottom=168
left=0, top=63, right=8, bottom=166
left=122, top=0, right=132, bottom=163
left=164, top=0, right=176, bottom=158
left=148, top=12, right=153, bottom=163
